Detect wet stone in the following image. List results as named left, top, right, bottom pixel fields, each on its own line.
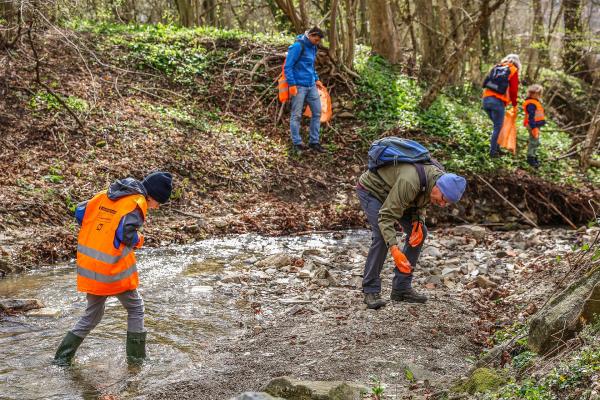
left=255, top=253, right=293, bottom=269
left=0, top=298, right=44, bottom=313
left=25, top=308, right=62, bottom=318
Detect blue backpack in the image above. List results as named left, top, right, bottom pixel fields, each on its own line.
left=367, top=137, right=444, bottom=193
left=482, top=64, right=511, bottom=94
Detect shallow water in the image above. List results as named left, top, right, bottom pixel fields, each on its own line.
left=0, top=231, right=366, bottom=400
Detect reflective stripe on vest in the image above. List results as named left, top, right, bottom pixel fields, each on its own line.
left=77, top=264, right=138, bottom=283
left=76, top=191, right=147, bottom=295
left=523, top=98, right=545, bottom=126
left=77, top=244, right=132, bottom=264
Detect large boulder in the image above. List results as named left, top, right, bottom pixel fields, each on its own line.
left=264, top=377, right=366, bottom=400
left=528, top=266, right=600, bottom=354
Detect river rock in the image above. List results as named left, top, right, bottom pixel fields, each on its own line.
left=528, top=266, right=600, bottom=354
left=422, top=246, right=442, bottom=259
left=264, top=376, right=366, bottom=400
left=454, top=225, right=487, bottom=240
left=255, top=253, right=293, bottom=269
left=25, top=307, right=62, bottom=318
left=441, top=267, right=461, bottom=278
left=311, top=266, right=338, bottom=287
left=222, top=273, right=243, bottom=284
left=476, top=276, right=497, bottom=289
left=230, top=392, right=283, bottom=400
left=0, top=298, right=44, bottom=313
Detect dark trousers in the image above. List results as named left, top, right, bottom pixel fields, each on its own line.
left=482, top=96, right=506, bottom=156
left=357, top=188, right=427, bottom=293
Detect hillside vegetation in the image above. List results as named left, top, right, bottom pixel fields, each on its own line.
left=0, top=23, right=598, bottom=272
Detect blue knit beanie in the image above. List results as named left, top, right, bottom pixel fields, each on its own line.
left=142, top=171, right=173, bottom=204
left=436, top=173, right=467, bottom=203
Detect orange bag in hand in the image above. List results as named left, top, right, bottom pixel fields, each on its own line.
left=497, top=107, right=517, bottom=154
left=304, top=85, right=332, bottom=123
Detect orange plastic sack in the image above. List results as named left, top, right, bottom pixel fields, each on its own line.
left=304, top=85, right=332, bottom=123
left=497, top=108, right=517, bottom=154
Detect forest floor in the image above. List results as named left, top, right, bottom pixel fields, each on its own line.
left=0, top=24, right=598, bottom=276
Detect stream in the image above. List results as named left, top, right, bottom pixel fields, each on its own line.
left=0, top=232, right=368, bottom=400
left=0, top=226, right=588, bottom=399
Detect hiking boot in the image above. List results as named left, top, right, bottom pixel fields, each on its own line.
left=363, top=293, right=387, bottom=309
left=309, top=143, right=327, bottom=153
left=292, top=143, right=308, bottom=154
left=126, top=331, right=147, bottom=365
left=527, top=156, right=539, bottom=168
left=53, top=331, right=84, bottom=366
left=390, top=288, right=428, bottom=304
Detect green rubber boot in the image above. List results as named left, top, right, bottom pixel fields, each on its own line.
left=53, top=331, right=84, bottom=366
left=126, top=331, right=147, bottom=365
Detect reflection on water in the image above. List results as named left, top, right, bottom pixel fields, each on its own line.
left=0, top=231, right=364, bottom=399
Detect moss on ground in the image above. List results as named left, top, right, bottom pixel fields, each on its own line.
left=453, top=368, right=507, bottom=394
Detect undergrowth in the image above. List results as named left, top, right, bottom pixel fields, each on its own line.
left=54, top=21, right=599, bottom=187
left=354, top=54, right=596, bottom=184
left=479, top=319, right=600, bottom=400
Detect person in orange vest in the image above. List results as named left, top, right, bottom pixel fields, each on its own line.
left=53, top=172, right=173, bottom=366
left=523, top=84, right=546, bottom=168
left=482, top=54, right=521, bottom=157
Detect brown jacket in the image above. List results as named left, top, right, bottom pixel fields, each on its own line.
left=359, top=163, right=443, bottom=247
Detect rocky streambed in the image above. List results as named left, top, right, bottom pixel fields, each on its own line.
left=1, top=225, right=596, bottom=399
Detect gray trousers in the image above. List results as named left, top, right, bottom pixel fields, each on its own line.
left=71, top=289, right=145, bottom=338
left=527, top=127, right=540, bottom=158
left=357, top=188, right=427, bottom=293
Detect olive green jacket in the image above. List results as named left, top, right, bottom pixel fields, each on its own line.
left=358, top=163, right=444, bottom=247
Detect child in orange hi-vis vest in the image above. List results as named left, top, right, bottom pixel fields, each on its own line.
left=523, top=84, right=546, bottom=168
left=53, top=172, right=173, bottom=367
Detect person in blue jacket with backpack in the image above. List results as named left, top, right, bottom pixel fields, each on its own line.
left=284, top=27, right=326, bottom=154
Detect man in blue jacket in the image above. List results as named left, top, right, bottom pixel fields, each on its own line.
left=284, top=27, right=326, bottom=154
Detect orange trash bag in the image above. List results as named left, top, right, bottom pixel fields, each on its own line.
left=497, top=107, right=517, bottom=154
left=304, top=85, right=332, bottom=123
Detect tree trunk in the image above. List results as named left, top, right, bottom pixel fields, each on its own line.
left=480, top=0, right=491, bottom=61
left=204, top=0, right=216, bottom=26
left=405, top=0, right=418, bottom=63
left=343, top=0, right=357, bottom=68
left=176, top=0, right=195, bottom=27
left=419, top=0, right=506, bottom=109
left=272, top=0, right=305, bottom=33
left=299, top=0, right=309, bottom=27
left=499, top=0, right=510, bottom=55
left=368, top=0, right=401, bottom=64
left=415, top=0, right=435, bottom=78
left=563, top=0, right=584, bottom=74
left=328, top=0, right=340, bottom=62
left=525, top=0, right=544, bottom=82
left=359, top=0, right=368, bottom=40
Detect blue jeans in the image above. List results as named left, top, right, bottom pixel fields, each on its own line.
left=357, top=188, right=427, bottom=293
left=290, top=85, right=321, bottom=145
left=482, top=96, right=506, bottom=156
